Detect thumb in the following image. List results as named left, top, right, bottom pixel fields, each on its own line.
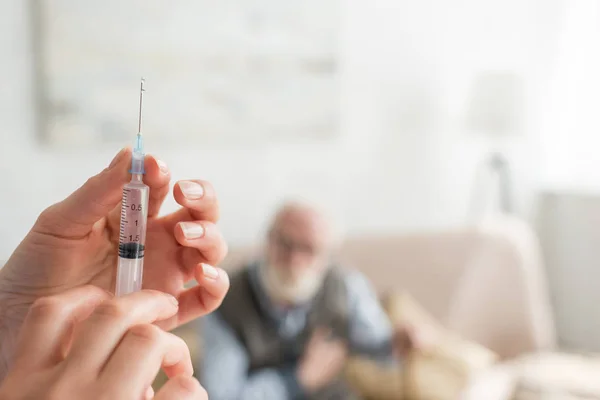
left=36, top=148, right=132, bottom=237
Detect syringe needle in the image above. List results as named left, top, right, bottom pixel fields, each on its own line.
left=138, top=78, right=145, bottom=134
left=131, top=78, right=146, bottom=172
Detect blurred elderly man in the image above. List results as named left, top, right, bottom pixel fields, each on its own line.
left=201, top=202, right=394, bottom=400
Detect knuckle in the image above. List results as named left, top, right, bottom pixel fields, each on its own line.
left=82, top=284, right=110, bottom=299
left=84, top=175, right=101, bottom=188
left=29, top=296, right=66, bottom=320
left=212, top=205, right=221, bottom=222
left=175, top=376, right=205, bottom=396
left=199, top=385, right=208, bottom=399
left=203, top=229, right=227, bottom=263
left=127, top=324, right=162, bottom=344
left=169, top=332, right=188, bottom=349
left=218, top=237, right=229, bottom=261
left=93, top=301, right=127, bottom=320
left=35, top=204, right=59, bottom=228
left=207, top=245, right=225, bottom=265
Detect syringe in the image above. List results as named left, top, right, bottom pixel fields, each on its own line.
left=116, top=78, right=150, bottom=296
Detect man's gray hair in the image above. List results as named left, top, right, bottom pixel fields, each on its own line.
left=269, top=198, right=345, bottom=248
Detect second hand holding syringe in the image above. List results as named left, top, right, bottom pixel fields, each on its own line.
left=116, top=79, right=149, bottom=296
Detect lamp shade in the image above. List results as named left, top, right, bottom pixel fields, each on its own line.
left=465, top=72, right=524, bottom=137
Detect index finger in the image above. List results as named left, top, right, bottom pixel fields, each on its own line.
left=14, top=286, right=109, bottom=371
left=144, top=154, right=171, bottom=218
left=66, top=290, right=179, bottom=372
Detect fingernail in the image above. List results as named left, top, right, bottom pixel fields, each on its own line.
left=180, top=222, right=205, bottom=239
left=109, top=147, right=127, bottom=168
left=202, top=263, right=219, bottom=280
left=157, top=159, right=169, bottom=175
left=165, top=293, right=179, bottom=306
left=179, top=181, right=204, bottom=200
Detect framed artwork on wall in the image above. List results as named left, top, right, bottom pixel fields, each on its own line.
left=32, top=0, right=339, bottom=147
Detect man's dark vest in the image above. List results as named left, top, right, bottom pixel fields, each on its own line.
left=218, top=266, right=360, bottom=399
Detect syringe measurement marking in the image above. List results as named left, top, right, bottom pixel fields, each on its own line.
left=119, top=188, right=145, bottom=244
left=120, top=188, right=130, bottom=243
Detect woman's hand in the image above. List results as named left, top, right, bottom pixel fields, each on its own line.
left=0, top=148, right=229, bottom=378
left=0, top=287, right=208, bottom=399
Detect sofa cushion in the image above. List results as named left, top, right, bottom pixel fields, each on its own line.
left=390, top=292, right=498, bottom=400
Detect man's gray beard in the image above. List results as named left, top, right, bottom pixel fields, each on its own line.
left=260, top=262, right=327, bottom=305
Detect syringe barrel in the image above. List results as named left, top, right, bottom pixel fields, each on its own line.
left=116, top=174, right=149, bottom=296
left=116, top=257, right=144, bottom=296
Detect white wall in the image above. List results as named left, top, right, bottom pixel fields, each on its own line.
left=0, top=0, right=563, bottom=262
left=538, top=0, right=600, bottom=191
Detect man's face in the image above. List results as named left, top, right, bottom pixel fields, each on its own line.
left=265, top=208, right=331, bottom=294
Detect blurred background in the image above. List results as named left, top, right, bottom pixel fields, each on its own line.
left=1, top=0, right=600, bottom=393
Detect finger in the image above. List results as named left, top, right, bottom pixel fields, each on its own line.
left=157, top=264, right=229, bottom=330
left=174, top=221, right=228, bottom=266
left=173, top=180, right=220, bottom=222
left=335, top=341, right=349, bottom=355
left=67, top=290, right=179, bottom=371
left=154, top=376, right=208, bottom=400
left=100, top=325, right=192, bottom=398
left=35, top=147, right=132, bottom=238
left=13, top=285, right=109, bottom=371
left=144, top=154, right=171, bottom=218
left=174, top=246, right=205, bottom=280
left=325, top=341, right=348, bottom=364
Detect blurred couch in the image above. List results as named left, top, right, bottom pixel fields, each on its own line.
left=168, top=215, right=558, bottom=398
left=223, top=215, right=555, bottom=355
